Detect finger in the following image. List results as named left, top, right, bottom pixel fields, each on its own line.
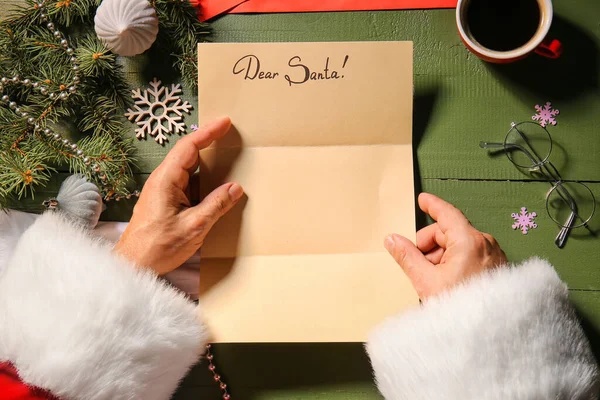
left=481, top=232, right=497, bottom=246
left=416, top=223, right=446, bottom=252
left=384, top=234, right=433, bottom=282
left=157, top=117, right=232, bottom=190
left=167, top=117, right=231, bottom=172
left=424, top=246, right=445, bottom=264
left=183, top=182, right=244, bottom=234
left=418, top=193, right=471, bottom=233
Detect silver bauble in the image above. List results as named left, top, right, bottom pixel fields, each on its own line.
left=55, top=174, right=104, bottom=229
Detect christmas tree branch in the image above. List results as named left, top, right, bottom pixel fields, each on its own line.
left=1, top=0, right=211, bottom=207
left=153, top=0, right=210, bottom=90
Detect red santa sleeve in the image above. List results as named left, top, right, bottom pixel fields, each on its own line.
left=0, top=212, right=209, bottom=400
left=0, top=362, right=59, bottom=400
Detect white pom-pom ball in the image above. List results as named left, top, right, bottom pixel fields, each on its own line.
left=94, top=0, right=159, bottom=57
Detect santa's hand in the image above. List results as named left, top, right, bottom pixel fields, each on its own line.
left=114, top=117, right=244, bottom=275
left=384, top=193, right=507, bottom=300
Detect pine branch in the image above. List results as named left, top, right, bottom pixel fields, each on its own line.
left=1, top=0, right=211, bottom=207
left=76, top=34, right=113, bottom=76
left=0, top=149, right=55, bottom=200
left=153, top=0, right=210, bottom=90
left=174, top=43, right=199, bottom=90
left=78, top=95, right=123, bottom=136
left=43, top=0, right=98, bottom=27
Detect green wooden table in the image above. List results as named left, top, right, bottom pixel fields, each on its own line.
left=2, top=1, right=600, bottom=398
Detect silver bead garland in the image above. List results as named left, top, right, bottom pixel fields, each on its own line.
left=0, top=0, right=139, bottom=203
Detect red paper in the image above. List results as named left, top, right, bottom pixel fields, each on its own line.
left=194, top=0, right=247, bottom=21
left=199, top=0, right=457, bottom=21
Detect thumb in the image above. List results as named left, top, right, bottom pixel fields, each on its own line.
left=186, top=182, right=244, bottom=233
left=384, top=233, right=433, bottom=284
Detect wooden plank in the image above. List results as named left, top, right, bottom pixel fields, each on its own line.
left=173, top=343, right=379, bottom=399
left=0, top=1, right=22, bottom=16
left=174, top=384, right=381, bottom=400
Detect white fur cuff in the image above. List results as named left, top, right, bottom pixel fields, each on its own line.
left=367, top=259, right=599, bottom=400
left=0, top=212, right=208, bottom=400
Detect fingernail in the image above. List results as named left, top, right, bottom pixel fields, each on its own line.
left=384, top=235, right=396, bottom=252
left=203, top=117, right=231, bottom=131
left=228, top=183, right=243, bottom=201
left=212, top=116, right=231, bottom=128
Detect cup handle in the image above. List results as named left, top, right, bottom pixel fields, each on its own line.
left=534, top=38, right=563, bottom=59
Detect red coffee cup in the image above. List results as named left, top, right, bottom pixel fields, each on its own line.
left=456, top=0, right=563, bottom=63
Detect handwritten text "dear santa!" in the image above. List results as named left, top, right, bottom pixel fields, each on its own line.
left=232, top=55, right=350, bottom=87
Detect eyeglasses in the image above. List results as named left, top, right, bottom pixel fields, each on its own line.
left=480, top=121, right=595, bottom=248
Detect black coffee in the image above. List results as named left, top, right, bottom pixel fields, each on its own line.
left=466, top=0, right=540, bottom=52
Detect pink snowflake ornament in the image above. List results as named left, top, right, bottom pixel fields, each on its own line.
left=512, top=207, right=537, bottom=234
left=532, top=102, right=559, bottom=127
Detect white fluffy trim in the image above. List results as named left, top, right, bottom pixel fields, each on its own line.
left=367, top=258, right=599, bottom=400
left=0, top=212, right=208, bottom=400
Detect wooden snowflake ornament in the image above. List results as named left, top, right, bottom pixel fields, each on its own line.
left=124, top=78, right=193, bottom=145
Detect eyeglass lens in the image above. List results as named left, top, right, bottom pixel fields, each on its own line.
left=547, top=181, right=596, bottom=229
left=504, top=122, right=552, bottom=169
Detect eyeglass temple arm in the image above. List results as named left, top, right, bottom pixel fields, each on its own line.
left=552, top=182, right=585, bottom=249
left=555, top=213, right=575, bottom=249
left=479, top=141, right=504, bottom=149
left=479, top=142, right=540, bottom=166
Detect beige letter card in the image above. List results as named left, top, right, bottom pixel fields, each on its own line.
left=197, top=41, right=417, bottom=343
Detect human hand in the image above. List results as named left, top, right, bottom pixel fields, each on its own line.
left=384, top=193, right=507, bottom=300
left=114, top=117, right=244, bottom=275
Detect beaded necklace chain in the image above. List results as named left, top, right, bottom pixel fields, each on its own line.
left=206, top=344, right=231, bottom=399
